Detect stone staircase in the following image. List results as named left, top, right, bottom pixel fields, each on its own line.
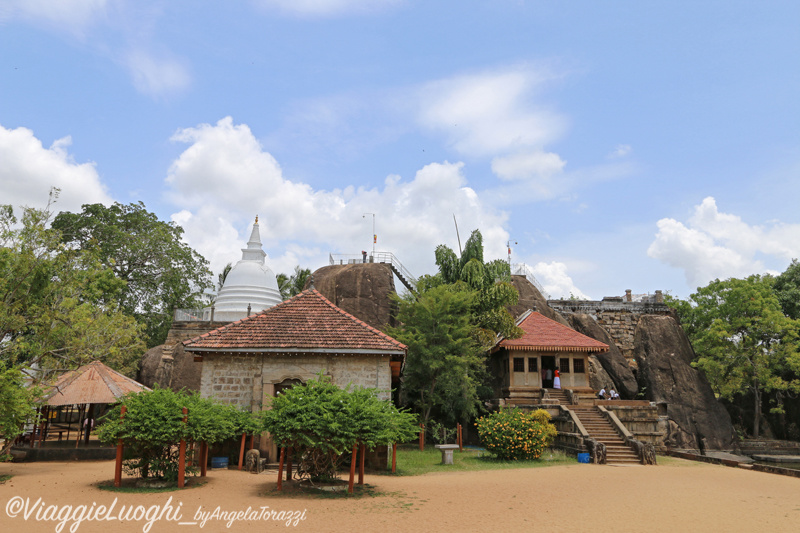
left=544, top=388, right=572, bottom=405
left=571, top=406, right=640, bottom=465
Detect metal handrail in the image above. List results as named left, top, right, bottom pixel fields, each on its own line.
left=329, top=251, right=417, bottom=288
left=510, top=263, right=549, bottom=299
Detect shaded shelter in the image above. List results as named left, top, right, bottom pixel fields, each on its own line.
left=37, top=361, right=150, bottom=447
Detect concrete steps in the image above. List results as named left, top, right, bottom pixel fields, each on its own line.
left=571, top=406, right=640, bottom=465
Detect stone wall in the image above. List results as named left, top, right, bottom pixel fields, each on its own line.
left=604, top=404, right=664, bottom=450
left=199, top=352, right=393, bottom=411
left=549, top=296, right=672, bottom=363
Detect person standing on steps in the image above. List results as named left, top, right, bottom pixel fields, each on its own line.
left=553, top=367, right=561, bottom=389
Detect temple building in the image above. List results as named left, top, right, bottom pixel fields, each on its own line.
left=204, top=216, right=282, bottom=322
left=184, top=288, right=406, bottom=461
left=490, top=310, right=609, bottom=405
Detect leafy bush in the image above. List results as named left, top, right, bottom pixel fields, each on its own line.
left=263, top=374, right=417, bottom=481
left=475, top=408, right=557, bottom=461
left=97, top=387, right=253, bottom=481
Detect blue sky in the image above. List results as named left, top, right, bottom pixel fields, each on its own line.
left=2, top=1, right=799, bottom=300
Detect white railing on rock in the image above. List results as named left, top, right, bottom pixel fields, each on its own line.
left=510, top=263, right=550, bottom=299
left=329, top=251, right=417, bottom=291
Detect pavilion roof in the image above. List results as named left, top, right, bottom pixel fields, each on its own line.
left=494, top=311, right=609, bottom=353
left=40, top=360, right=150, bottom=406
left=183, top=289, right=406, bottom=355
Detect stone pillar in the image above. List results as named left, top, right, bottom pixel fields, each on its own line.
left=625, top=289, right=632, bottom=302
left=655, top=290, right=663, bottom=304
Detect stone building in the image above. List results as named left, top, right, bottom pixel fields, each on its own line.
left=182, top=288, right=406, bottom=459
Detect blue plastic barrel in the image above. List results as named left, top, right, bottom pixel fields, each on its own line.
left=577, top=453, right=590, bottom=463
left=211, top=457, right=229, bottom=469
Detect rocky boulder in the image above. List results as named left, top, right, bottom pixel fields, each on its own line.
left=509, top=275, right=569, bottom=326
left=309, top=263, right=397, bottom=330
left=565, top=313, right=639, bottom=399
left=138, top=343, right=202, bottom=392
left=634, top=315, right=735, bottom=451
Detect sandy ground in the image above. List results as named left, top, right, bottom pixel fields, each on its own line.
left=1, top=458, right=798, bottom=533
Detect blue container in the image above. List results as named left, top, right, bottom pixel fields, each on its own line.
left=577, top=453, right=590, bottom=464
left=211, top=456, right=229, bottom=469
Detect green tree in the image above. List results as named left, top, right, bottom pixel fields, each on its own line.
left=684, top=276, right=800, bottom=437
left=277, top=266, right=311, bottom=300
left=97, top=388, right=246, bottom=481
left=389, top=285, right=486, bottom=429
left=0, top=364, right=40, bottom=458
left=432, top=229, right=521, bottom=346
left=262, top=374, right=416, bottom=480
left=476, top=408, right=557, bottom=460
left=773, top=259, right=800, bottom=320
left=1, top=197, right=145, bottom=376
left=52, top=202, right=213, bottom=347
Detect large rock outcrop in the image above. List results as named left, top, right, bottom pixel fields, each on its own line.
left=634, top=315, right=735, bottom=451
left=564, top=313, right=639, bottom=399
left=138, top=343, right=202, bottom=392
left=309, top=263, right=397, bottom=330
left=509, top=275, right=569, bottom=326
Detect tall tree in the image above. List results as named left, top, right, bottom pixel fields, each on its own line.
left=277, top=266, right=311, bottom=300
left=389, top=285, right=486, bottom=428
left=432, top=229, right=522, bottom=347
left=684, top=276, right=800, bottom=437
left=1, top=195, right=145, bottom=376
left=773, top=259, right=800, bottom=320
left=52, top=202, right=213, bottom=347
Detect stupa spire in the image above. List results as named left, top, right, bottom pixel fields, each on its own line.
left=242, top=216, right=267, bottom=263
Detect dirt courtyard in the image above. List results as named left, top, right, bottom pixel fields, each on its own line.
left=1, top=458, right=798, bottom=532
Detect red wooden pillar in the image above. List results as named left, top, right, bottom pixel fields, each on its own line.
left=114, top=406, right=127, bottom=487
left=238, top=432, right=246, bottom=470
left=358, top=443, right=366, bottom=485
left=276, top=447, right=285, bottom=491
left=178, top=407, right=188, bottom=488
left=286, top=447, right=292, bottom=481
left=249, top=434, right=255, bottom=450
left=391, top=443, right=397, bottom=473
left=419, top=424, right=425, bottom=451
left=200, top=442, right=208, bottom=477
left=348, top=443, right=358, bottom=494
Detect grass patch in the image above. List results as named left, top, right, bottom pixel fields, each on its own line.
left=381, top=445, right=575, bottom=476
left=0, top=474, right=12, bottom=484
left=97, top=478, right=206, bottom=493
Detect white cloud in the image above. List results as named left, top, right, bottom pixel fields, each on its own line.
left=0, top=0, right=107, bottom=34
left=0, top=124, right=112, bottom=213
left=252, top=0, right=400, bottom=17
left=165, top=117, right=509, bottom=279
left=608, top=144, right=631, bottom=158
left=125, top=50, right=191, bottom=97
left=491, top=150, right=566, bottom=181
left=417, top=66, right=566, bottom=157
left=530, top=261, right=589, bottom=300
left=648, top=196, right=800, bottom=289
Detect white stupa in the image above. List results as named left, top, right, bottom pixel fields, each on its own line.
left=205, top=217, right=282, bottom=322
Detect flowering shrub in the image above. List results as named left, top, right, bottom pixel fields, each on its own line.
left=476, top=408, right=557, bottom=460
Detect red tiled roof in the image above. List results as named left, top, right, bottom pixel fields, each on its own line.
left=183, top=289, right=407, bottom=354
left=41, top=361, right=150, bottom=406
left=495, top=311, right=609, bottom=353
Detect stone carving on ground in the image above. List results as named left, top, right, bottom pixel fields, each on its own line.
left=245, top=449, right=262, bottom=474
left=585, top=438, right=606, bottom=464
left=627, top=438, right=657, bottom=465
